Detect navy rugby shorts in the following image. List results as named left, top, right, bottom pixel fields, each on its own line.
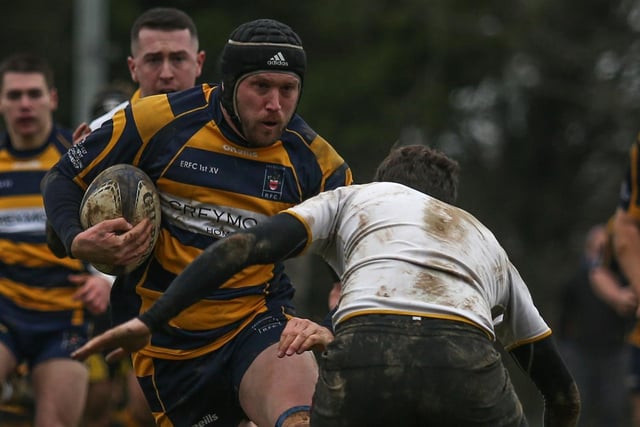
left=0, top=295, right=89, bottom=368
left=133, top=309, right=290, bottom=427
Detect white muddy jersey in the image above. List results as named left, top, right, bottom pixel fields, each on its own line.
left=284, top=182, right=550, bottom=349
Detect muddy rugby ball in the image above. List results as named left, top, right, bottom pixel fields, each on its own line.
left=79, top=164, right=161, bottom=275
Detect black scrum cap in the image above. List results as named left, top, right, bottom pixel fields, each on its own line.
left=219, top=19, right=307, bottom=130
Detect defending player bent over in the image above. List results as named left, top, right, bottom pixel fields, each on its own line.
left=70, top=145, right=580, bottom=426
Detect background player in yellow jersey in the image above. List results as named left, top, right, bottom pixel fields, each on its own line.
left=560, top=223, right=636, bottom=425
left=0, top=53, right=112, bottom=427
left=613, top=138, right=640, bottom=311
left=609, top=137, right=640, bottom=427
left=43, top=18, right=352, bottom=427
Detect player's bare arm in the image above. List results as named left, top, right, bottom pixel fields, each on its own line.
left=69, top=273, right=112, bottom=315
left=72, top=122, right=91, bottom=144
left=590, top=264, right=638, bottom=317
left=72, top=317, right=150, bottom=362
left=612, top=208, right=640, bottom=314
left=277, top=317, right=334, bottom=357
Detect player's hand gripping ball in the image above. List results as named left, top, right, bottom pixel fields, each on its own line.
left=79, top=164, right=161, bottom=275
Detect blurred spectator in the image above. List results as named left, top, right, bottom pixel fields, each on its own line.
left=558, top=223, right=636, bottom=426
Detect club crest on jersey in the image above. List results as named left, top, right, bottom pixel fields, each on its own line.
left=262, top=165, right=285, bottom=200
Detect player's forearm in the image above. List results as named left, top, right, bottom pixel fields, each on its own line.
left=590, top=267, right=627, bottom=308
left=139, top=233, right=256, bottom=331
left=614, top=239, right=640, bottom=295
left=542, top=399, right=581, bottom=427
left=42, top=167, right=85, bottom=255
left=139, top=214, right=308, bottom=331
left=510, top=336, right=580, bottom=426
left=613, top=211, right=640, bottom=297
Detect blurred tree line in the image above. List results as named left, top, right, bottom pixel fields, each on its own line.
left=2, top=0, right=640, bottom=421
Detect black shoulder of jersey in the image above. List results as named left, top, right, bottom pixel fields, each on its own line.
left=166, top=84, right=211, bottom=117
left=284, top=114, right=318, bottom=146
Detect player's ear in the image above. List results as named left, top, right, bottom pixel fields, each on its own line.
left=127, top=57, right=138, bottom=83
left=49, top=87, right=59, bottom=111
left=196, top=51, right=205, bottom=77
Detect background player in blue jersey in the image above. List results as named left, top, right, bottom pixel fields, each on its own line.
left=70, top=144, right=581, bottom=427
left=43, top=18, right=352, bottom=427
left=0, top=54, right=112, bottom=427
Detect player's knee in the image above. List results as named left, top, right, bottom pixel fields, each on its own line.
left=274, top=405, right=310, bottom=427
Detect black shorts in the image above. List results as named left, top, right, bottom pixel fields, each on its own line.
left=312, top=314, right=527, bottom=427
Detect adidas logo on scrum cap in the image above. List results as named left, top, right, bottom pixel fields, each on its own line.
left=268, top=52, right=288, bottom=66
left=220, top=18, right=306, bottom=83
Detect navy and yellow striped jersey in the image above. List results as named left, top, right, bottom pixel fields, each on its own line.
left=619, top=136, right=640, bottom=220
left=614, top=136, right=640, bottom=348
left=0, top=126, right=89, bottom=325
left=47, top=83, right=352, bottom=359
